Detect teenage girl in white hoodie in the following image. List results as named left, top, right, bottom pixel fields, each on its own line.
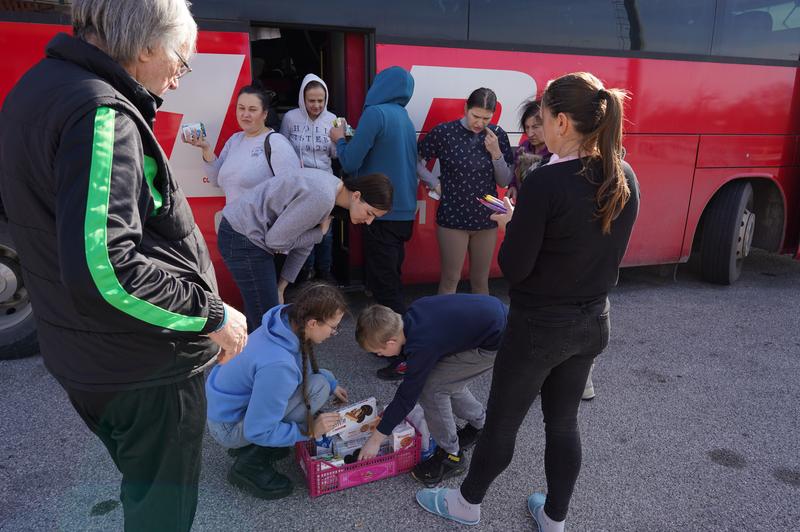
left=280, top=74, right=338, bottom=282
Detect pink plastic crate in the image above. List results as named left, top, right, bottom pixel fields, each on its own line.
left=296, top=431, right=421, bottom=497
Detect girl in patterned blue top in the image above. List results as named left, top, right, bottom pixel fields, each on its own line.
left=418, top=88, right=514, bottom=295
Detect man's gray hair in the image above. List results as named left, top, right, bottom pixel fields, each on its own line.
left=72, top=0, right=197, bottom=65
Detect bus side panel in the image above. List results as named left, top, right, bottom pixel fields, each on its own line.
left=0, top=22, right=70, bottom=107
left=164, top=31, right=252, bottom=306
left=0, top=23, right=251, bottom=304
left=619, top=135, right=699, bottom=267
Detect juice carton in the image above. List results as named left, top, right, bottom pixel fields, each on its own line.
left=392, top=421, right=416, bottom=452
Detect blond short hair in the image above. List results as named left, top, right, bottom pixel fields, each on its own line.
left=355, top=305, right=403, bottom=349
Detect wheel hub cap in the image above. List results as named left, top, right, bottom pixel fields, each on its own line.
left=0, top=260, right=18, bottom=304
left=737, top=209, right=756, bottom=259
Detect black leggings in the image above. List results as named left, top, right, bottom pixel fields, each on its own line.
left=460, top=300, right=610, bottom=521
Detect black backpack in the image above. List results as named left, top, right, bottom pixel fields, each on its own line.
left=263, top=131, right=275, bottom=175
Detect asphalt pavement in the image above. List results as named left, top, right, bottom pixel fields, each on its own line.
left=1, top=249, right=799, bottom=531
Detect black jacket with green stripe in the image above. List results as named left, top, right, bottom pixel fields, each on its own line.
left=0, top=33, right=225, bottom=391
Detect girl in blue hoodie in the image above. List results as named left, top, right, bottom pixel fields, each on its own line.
left=206, top=283, right=348, bottom=500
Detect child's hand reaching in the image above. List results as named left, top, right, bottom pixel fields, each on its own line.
left=358, top=431, right=387, bottom=461
left=313, top=412, right=341, bottom=438
left=333, top=385, right=348, bottom=403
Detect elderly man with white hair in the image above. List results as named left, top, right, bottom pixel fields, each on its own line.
left=0, top=1, right=248, bottom=530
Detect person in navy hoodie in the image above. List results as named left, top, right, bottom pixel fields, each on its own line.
left=205, top=283, right=347, bottom=500
left=329, top=66, right=418, bottom=315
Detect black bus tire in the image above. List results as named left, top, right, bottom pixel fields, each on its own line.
left=0, top=220, right=38, bottom=360
left=699, top=181, right=755, bottom=285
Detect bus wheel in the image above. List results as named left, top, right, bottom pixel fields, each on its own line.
left=700, top=181, right=755, bottom=285
left=0, top=220, right=38, bottom=360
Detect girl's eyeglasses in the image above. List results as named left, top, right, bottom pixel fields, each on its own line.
left=323, top=321, right=340, bottom=336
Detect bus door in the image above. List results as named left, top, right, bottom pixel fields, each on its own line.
left=246, top=25, right=370, bottom=288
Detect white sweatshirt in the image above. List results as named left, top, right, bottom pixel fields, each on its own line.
left=279, top=73, right=337, bottom=172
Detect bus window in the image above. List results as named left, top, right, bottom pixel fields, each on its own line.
left=471, top=0, right=714, bottom=56
left=713, top=0, right=800, bottom=62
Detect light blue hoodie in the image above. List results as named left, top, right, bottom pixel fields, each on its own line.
left=336, top=66, right=418, bottom=221
left=206, top=304, right=337, bottom=447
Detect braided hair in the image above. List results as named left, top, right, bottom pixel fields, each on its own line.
left=286, top=282, right=347, bottom=438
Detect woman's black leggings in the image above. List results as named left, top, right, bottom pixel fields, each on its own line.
left=460, top=299, right=610, bottom=521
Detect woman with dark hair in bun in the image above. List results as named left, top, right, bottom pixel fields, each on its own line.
left=218, top=169, right=393, bottom=331
left=185, top=83, right=301, bottom=204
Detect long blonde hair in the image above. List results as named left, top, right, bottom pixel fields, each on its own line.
left=541, top=72, right=631, bottom=234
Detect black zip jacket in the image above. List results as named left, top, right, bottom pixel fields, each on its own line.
left=0, top=34, right=225, bottom=391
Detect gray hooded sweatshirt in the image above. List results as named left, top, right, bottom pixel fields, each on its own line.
left=279, top=73, right=337, bottom=172
left=221, top=168, right=340, bottom=282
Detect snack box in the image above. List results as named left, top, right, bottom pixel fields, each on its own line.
left=326, top=397, right=377, bottom=439
left=392, top=421, right=416, bottom=452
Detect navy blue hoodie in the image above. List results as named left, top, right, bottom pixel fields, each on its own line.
left=336, top=66, right=417, bottom=221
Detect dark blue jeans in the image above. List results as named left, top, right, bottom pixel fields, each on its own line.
left=303, top=226, right=334, bottom=273
left=460, top=298, right=610, bottom=521
left=217, top=217, right=278, bottom=332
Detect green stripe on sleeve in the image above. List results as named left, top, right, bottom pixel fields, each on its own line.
left=84, top=107, right=207, bottom=332
left=143, top=155, right=163, bottom=214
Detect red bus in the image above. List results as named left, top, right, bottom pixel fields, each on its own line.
left=1, top=0, right=799, bottom=358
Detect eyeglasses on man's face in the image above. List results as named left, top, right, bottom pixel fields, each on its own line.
left=173, top=49, right=192, bottom=79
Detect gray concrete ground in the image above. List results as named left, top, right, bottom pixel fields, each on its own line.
left=1, top=249, right=799, bottom=531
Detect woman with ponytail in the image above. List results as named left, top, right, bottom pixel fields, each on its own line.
left=218, top=168, right=392, bottom=331
left=205, top=283, right=348, bottom=500
left=418, top=72, right=640, bottom=531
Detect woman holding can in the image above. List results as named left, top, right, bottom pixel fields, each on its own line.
left=185, top=84, right=300, bottom=204
left=417, top=87, right=514, bottom=295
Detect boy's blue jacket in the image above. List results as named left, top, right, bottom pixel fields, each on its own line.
left=206, top=305, right=336, bottom=447
left=336, top=66, right=418, bottom=221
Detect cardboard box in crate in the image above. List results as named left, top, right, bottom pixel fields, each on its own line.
left=296, top=431, right=421, bottom=497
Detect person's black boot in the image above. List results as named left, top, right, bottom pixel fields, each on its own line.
left=227, top=445, right=293, bottom=499
left=227, top=445, right=291, bottom=462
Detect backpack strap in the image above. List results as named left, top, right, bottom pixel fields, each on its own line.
left=263, top=131, right=275, bottom=176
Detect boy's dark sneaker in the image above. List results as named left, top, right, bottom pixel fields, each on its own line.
left=376, top=360, right=407, bottom=381
left=456, top=424, right=483, bottom=451
left=411, top=448, right=466, bottom=487
left=227, top=445, right=293, bottom=500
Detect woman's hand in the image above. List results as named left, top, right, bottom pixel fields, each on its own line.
left=183, top=131, right=215, bottom=162
left=312, top=412, right=341, bottom=438
left=320, top=216, right=333, bottom=235
left=506, top=185, right=518, bottom=201
left=358, top=431, right=387, bottom=461
left=333, top=386, right=348, bottom=403
left=433, top=183, right=442, bottom=197
left=489, top=196, right=515, bottom=231
left=484, top=127, right=503, bottom=160
left=277, top=277, right=289, bottom=304
left=329, top=125, right=345, bottom=143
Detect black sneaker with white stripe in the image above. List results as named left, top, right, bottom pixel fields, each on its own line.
left=411, top=447, right=466, bottom=487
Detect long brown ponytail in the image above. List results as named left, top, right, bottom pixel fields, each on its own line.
left=541, top=72, right=631, bottom=234
left=287, top=282, right=347, bottom=438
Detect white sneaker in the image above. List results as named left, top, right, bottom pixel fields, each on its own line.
left=582, top=364, right=595, bottom=401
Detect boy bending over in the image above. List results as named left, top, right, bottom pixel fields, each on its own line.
left=355, top=294, right=507, bottom=486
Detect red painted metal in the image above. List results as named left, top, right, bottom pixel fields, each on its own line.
left=2, top=22, right=799, bottom=290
